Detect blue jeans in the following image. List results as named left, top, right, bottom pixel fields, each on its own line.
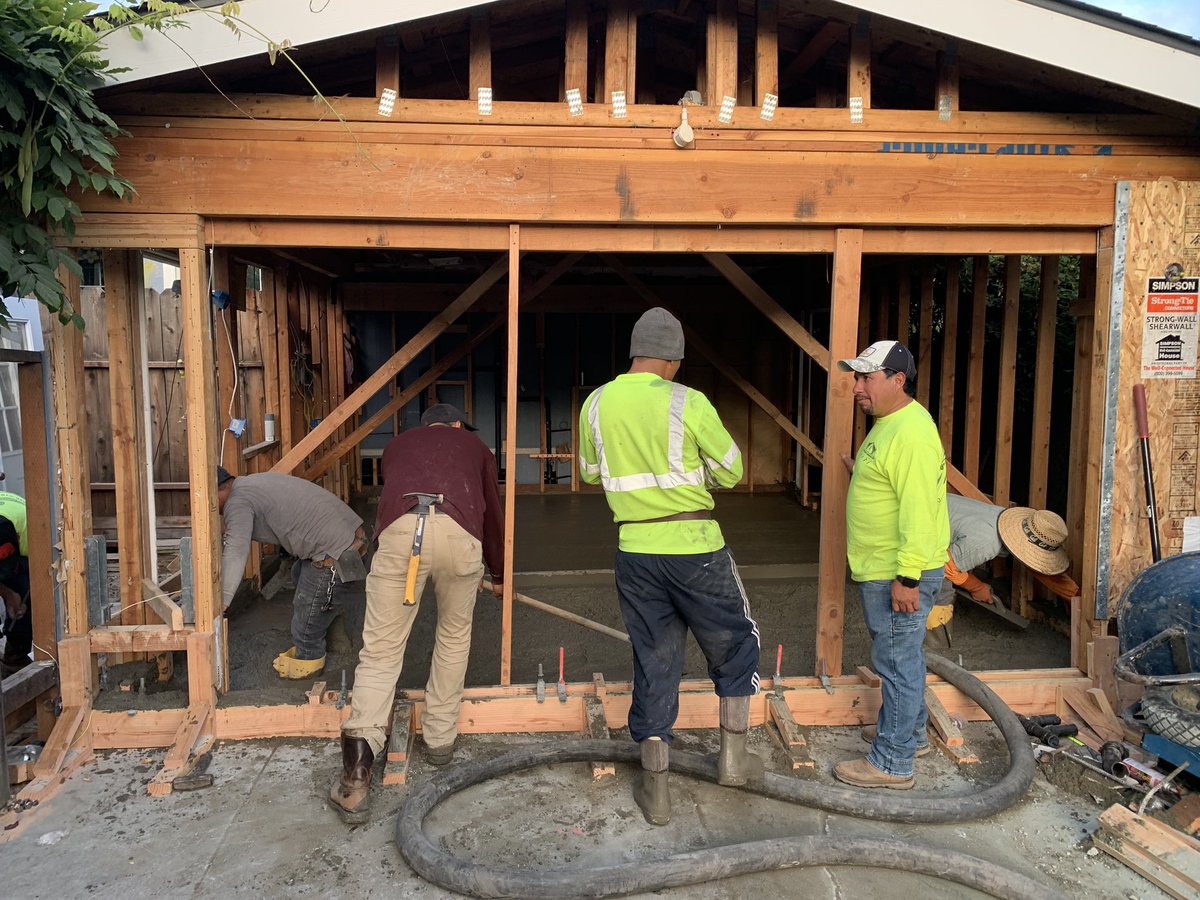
left=858, top=568, right=942, bottom=778
left=615, top=547, right=761, bottom=743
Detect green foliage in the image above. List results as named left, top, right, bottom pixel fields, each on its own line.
left=0, top=0, right=183, bottom=329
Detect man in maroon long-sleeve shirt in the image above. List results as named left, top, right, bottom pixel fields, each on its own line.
left=330, top=404, right=504, bottom=824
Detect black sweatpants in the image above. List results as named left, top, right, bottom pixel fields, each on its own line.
left=614, top=546, right=760, bottom=743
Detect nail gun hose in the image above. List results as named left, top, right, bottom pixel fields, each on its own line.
left=395, top=654, right=1043, bottom=899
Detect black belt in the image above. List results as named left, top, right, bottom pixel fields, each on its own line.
left=617, top=510, right=712, bottom=527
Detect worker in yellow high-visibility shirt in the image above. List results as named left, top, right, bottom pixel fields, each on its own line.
left=579, top=308, right=761, bottom=827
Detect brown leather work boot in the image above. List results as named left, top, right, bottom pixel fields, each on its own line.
left=328, top=734, right=374, bottom=824
left=833, top=756, right=915, bottom=790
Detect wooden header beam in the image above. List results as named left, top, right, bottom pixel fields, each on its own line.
left=56, top=213, right=203, bottom=250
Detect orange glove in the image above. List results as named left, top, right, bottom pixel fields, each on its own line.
left=944, top=554, right=993, bottom=604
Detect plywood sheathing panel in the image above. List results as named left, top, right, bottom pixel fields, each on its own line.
left=1106, top=178, right=1200, bottom=605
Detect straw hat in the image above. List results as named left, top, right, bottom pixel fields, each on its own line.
left=996, top=507, right=1070, bottom=575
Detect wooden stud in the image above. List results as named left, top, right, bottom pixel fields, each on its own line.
left=939, top=258, right=960, bottom=458
left=964, top=256, right=989, bottom=485
left=896, top=265, right=911, bottom=345
left=274, top=265, right=294, bottom=452
left=916, top=260, right=934, bottom=409
left=375, top=33, right=400, bottom=99
left=993, top=255, right=1022, bottom=506
left=815, top=229, right=863, bottom=677
left=212, top=249, right=243, bottom=476
left=935, top=43, right=959, bottom=116
left=854, top=276, right=870, bottom=450
left=147, top=702, right=214, bottom=796
left=49, top=264, right=93, bottom=636
left=31, top=704, right=88, bottom=780
left=847, top=16, right=871, bottom=112
left=469, top=10, right=492, bottom=98
left=707, top=0, right=737, bottom=107
left=500, top=225, right=520, bottom=685
left=1065, top=257, right=1096, bottom=589
left=755, top=0, right=778, bottom=106
left=1029, top=255, right=1059, bottom=509
left=587, top=673, right=614, bottom=779
left=604, top=0, right=630, bottom=99
left=929, top=729, right=979, bottom=765
left=1089, top=635, right=1120, bottom=708
left=18, top=360, right=57, bottom=737
left=186, top=629, right=217, bottom=708
left=273, top=255, right=507, bottom=475
left=703, top=253, right=829, bottom=369
left=104, top=249, right=153, bottom=641
left=856, top=666, right=881, bottom=688
left=179, top=248, right=221, bottom=633
left=564, top=0, right=588, bottom=100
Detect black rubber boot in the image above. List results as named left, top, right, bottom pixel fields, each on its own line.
left=632, top=737, right=670, bottom=826
left=328, top=734, right=374, bottom=825
left=717, top=696, right=763, bottom=786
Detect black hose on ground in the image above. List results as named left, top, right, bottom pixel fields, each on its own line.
left=395, top=653, right=1044, bottom=899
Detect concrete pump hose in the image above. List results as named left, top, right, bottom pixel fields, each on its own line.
left=395, top=653, right=1044, bottom=899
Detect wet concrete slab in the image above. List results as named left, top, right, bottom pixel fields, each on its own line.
left=2, top=724, right=1164, bottom=900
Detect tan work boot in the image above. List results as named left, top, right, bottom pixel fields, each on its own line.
left=861, top=724, right=932, bottom=758
left=833, top=756, right=915, bottom=790
left=328, top=734, right=374, bottom=824
left=632, top=737, right=670, bottom=826
left=717, top=696, right=763, bottom=786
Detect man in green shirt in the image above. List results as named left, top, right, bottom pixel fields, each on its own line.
left=579, top=308, right=761, bottom=826
left=836, top=340, right=949, bottom=789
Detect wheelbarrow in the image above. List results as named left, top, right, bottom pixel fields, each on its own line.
left=1113, top=551, right=1200, bottom=748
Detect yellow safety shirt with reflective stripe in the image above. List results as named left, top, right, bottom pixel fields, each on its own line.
left=578, top=372, right=742, bottom=554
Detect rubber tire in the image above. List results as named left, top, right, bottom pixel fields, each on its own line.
left=1141, top=684, right=1200, bottom=748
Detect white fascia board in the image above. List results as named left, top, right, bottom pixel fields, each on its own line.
left=844, top=0, right=1200, bottom=109
left=98, top=0, right=498, bottom=87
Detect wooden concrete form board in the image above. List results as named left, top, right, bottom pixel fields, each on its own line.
left=1106, top=179, right=1200, bottom=604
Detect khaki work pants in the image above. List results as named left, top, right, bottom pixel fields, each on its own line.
left=342, top=509, right=484, bottom=755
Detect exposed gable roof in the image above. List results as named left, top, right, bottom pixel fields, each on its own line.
left=98, top=0, right=1200, bottom=110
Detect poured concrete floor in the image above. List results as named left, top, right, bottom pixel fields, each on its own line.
left=2, top=723, right=1164, bottom=899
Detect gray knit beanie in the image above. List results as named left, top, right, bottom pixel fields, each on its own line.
left=629, top=307, right=685, bottom=361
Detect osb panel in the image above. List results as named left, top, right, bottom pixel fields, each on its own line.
left=1108, top=178, right=1200, bottom=606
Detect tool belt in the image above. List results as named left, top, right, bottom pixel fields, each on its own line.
left=616, top=510, right=712, bottom=527
left=314, top=526, right=368, bottom=568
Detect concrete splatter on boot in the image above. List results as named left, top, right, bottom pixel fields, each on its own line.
left=717, top=695, right=763, bottom=787
left=632, top=736, right=670, bottom=826
left=328, top=734, right=374, bottom=824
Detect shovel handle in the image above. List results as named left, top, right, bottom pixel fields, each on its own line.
left=1133, top=384, right=1150, bottom=439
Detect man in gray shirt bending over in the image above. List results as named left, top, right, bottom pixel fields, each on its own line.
left=217, top=466, right=367, bottom=679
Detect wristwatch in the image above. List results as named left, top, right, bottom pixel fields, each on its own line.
left=895, top=575, right=920, bottom=589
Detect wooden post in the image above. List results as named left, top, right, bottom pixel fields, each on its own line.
left=469, top=10, right=492, bottom=99
left=212, top=249, right=242, bottom=475
left=936, top=43, right=959, bottom=116
left=1066, top=258, right=1097, bottom=602
left=501, top=225, right=520, bottom=685
left=939, top=258, right=960, bottom=458
left=18, top=360, right=57, bottom=738
left=993, top=256, right=1022, bottom=506
left=179, top=249, right=221, bottom=636
left=605, top=0, right=630, bottom=100
left=375, top=33, right=400, bottom=98
left=963, top=255, right=989, bottom=487
left=815, top=229, right=863, bottom=677
left=755, top=0, right=778, bottom=107
left=848, top=16, right=871, bottom=111
left=708, top=0, right=737, bottom=106
left=49, top=264, right=93, bottom=637
left=916, top=260, right=934, bottom=408
left=1029, top=256, right=1060, bottom=509
left=274, top=265, right=293, bottom=453
left=896, top=265, right=911, bottom=344
left=104, top=249, right=153, bottom=636
left=564, top=0, right=589, bottom=99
